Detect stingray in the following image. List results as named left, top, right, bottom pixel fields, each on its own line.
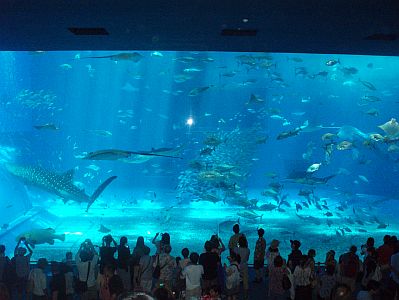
left=80, top=52, right=143, bottom=62
left=378, top=118, right=399, bottom=137
left=98, top=224, right=111, bottom=233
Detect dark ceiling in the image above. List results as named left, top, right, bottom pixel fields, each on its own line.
left=1, top=0, right=399, bottom=55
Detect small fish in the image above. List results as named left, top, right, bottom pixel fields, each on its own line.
left=150, top=51, right=163, bottom=57
left=288, top=57, right=303, bottom=62
left=306, top=163, right=322, bottom=173
left=336, top=141, right=353, bottom=150
left=358, top=175, right=369, bottom=183
left=324, top=212, right=333, bottom=217
left=59, top=64, right=72, bottom=70
left=340, top=67, right=358, bottom=75
left=343, top=227, right=352, bottom=232
left=356, top=219, right=365, bottom=226
left=358, top=229, right=368, bottom=233
left=246, top=94, right=264, bottom=105
left=34, top=123, right=59, bottom=130
left=359, top=79, right=376, bottom=90
left=1, top=224, right=9, bottom=230
left=377, top=223, right=388, bottom=229
left=189, top=86, right=210, bottom=96
left=183, top=68, right=203, bottom=73
left=360, top=95, right=381, bottom=102
left=313, top=71, right=329, bottom=78
left=295, top=203, right=303, bottom=212
left=325, top=59, right=340, bottom=66
left=200, top=147, right=214, bottom=156
left=364, top=108, right=379, bottom=116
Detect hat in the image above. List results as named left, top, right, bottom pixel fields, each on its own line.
left=290, top=240, right=301, bottom=249
left=270, top=239, right=280, bottom=249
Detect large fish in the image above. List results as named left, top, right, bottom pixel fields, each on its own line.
left=284, top=172, right=336, bottom=185
left=5, top=164, right=117, bottom=211
left=82, top=147, right=183, bottom=163
left=80, top=52, right=143, bottom=62
left=16, top=228, right=65, bottom=247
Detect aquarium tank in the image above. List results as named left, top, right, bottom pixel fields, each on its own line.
left=0, top=51, right=398, bottom=262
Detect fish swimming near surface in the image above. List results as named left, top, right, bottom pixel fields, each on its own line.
left=34, top=123, right=59, bottom=130
left=82, top=148, right=183, bottom=163
left=5, top=163, right=117, bottom=211
left=98, top=224, right=111, bottom=233
left=80, top=52, right=143, bottom=62
left=325, top=59, right=340, bottom=67
left=16, top=228, right=65, bottom=247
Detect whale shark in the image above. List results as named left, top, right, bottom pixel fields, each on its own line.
left=5, top=163, right=117, bottom=211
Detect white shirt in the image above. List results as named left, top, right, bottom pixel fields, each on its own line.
left=28, top=268, right=47, bottom=296
left=182, top=264, right=204, bottom=290
left=76, top=252, right=99, bottom=287
left=293, top=266, right=311, bottom=287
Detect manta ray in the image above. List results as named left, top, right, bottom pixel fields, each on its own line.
left=80, top=52, right=143, bottom=62
left=5, top=163, right=116, bottom=211
left=82, top=147, right=183, bottom=163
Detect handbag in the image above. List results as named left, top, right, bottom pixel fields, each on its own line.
left=75, top=261, right=91, bottom=293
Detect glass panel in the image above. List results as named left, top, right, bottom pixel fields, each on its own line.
left=0, top=51, right=397, bottom=262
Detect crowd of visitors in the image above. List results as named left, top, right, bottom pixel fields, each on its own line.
left=0, top=225, right=398, bottom=300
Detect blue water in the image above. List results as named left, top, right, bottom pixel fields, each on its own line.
left=0, top=51, right=398, bottom=263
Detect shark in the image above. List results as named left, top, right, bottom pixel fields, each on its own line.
left=284, top=172, right=336, bottom=185
left=5, top=163, right=117, bottom=211
left=80, top=52, right=143, bottom=62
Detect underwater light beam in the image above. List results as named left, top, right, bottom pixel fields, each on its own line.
left=186, top=117, right=194, bottom=126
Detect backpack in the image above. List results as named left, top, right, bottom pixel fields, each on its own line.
left=342, top=254, right=358, bottom=278
left=226, top=264, right=240, bottom=290
left=282, top=274, right=292, bottom=290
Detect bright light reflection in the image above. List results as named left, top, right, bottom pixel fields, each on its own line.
left=186, top=117, right=194, bottom=126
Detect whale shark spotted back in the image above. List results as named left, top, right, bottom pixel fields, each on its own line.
left=5, top=163, right=116, bottom=211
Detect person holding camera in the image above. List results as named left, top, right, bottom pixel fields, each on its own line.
left=12, top=237, right=33, bottom=300
left=100, top=235, right=117, bottom=274
left=75, top=239, right=99, bottom=300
